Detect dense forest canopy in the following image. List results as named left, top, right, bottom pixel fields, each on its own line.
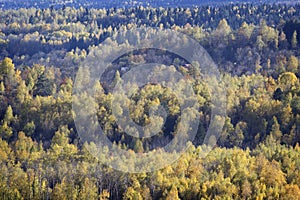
left=1, top=2, right=300, bottom=76
left=0, top=1, right=300, bottom=199
left=0, top=0, right=297, bottom=10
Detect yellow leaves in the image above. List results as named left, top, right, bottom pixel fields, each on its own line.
left=242, top=180, right=252, bottom=198
left=50, top=126, right=78, bottom=160
left=202, top=183, right=208, bottom=194
left=155, top=170, right=164, bottom=185
left=278, top=72, right=298, bottom=91
left=100, top=189, right=110, bottom=200
left=256, top=155, right=286, bottom=187
left=287, top=55, right=299, bottom=73
left=165, top=186, right=180, bottom=200
left=14, top=131, right=35, bottom=162
left=215, top=19, right=232, bottom=37
left=0, top=149, right=8, bottom=162
left=283, top=184, right=300, bottom=200
left=0, top=57, right=14, bottom=75
left=238, top=22, right=255, bottom=40
left=8, top=22, right=20, bottom=32
left=123, top=186, right=143, bottom=200
left=52, top=182, right=68, bottom=200
left=280, top=105, right=293, bottom=127
left=4, top=105, right=14, bottom=124
left=17, top=80, right=31, bottom=104
left=0, top=138, right=11, bottom=163
left=292, top=31, right=297, bottom=49
left=0, top=122, right=13, bottom=139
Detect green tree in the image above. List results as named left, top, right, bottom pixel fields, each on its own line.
left=23, top=121, right=35, bottom=136
left=33, top=70, right=56, bottom=96
left=219, top=117, right=234, bottom=146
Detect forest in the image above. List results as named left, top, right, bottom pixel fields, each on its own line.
left=0, top=2, right=300, bottom=199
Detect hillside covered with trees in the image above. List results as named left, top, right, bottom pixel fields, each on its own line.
left=0, top=2, right=300, bottom=199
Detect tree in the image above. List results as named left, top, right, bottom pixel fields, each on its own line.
left=291, top=96, right=300, bottom=113
left=229, top=122, right=246, bottom=147
left=287, top=55, right=299, bottom=73
left=0, top=57, right=15, bottom=78
left=123, top=187, right=143, bottom=200
left=4, top=105, right=14, bottom=124
left=0, top=121, right=13, bottom=140
left=260, top=159, right=286, bottom=187
left=282, top=124, right=296, bottom=145
left=283, top=184, right=300, bottom=200
left=50, top=125, right=77, bottom=160
left=0, top=58, right=17, bottom=97
left=100, top=190, right=110, bottom=200
left=0, top=138, right=11, bottom=163
left=51, top=181, right=67, bottom=200
left=292, top=31, right=297, bottom=48
left=215, top=19, right=231, bottom=37
left=33, top=72, right=56, bottom=96
left=16, top=80, right=30, bottom=104
left=278, top=72, right=298, bottom=91
left=165, top=186, right=180, bottom=200
left=279, top=105, right=293, bottom=130
left=0, top=105, right=14, bottom=139
left=78, top=177, right=98, bottom=200
left=273, top=88, right=284, bottom=101
left=241, top=180, right=252, bottom=199
left=259, top=20, right=279, bottom=49
left=112, top=70, right=122, bottom=89
left=14, top=131, right=37, bottom=164
left=219, top=117, right=234, bottom=147
left=133, top=139, right=144, bottom=153
left=269, top=116, right=282, bottom=142
left=238, top=22, right=254, bottom=40
left=256, top=35, right=265, bottom=51
left=0, top=81, right=4, bottom=92
left=23, top=121, right=35, bottom=136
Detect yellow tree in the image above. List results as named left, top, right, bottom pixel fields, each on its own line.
left=292, top=31, right=297, bottom=49
left=287, top=55, right=299, bottom=73
left=0, top=105, right=15, bottom=139
left=50, top=125, right=77, bottom=160
left=278, top=72, right=298, bottom=92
